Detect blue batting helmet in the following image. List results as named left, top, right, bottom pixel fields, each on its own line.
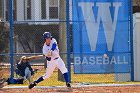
left=43, top=32, right=52, bottom=40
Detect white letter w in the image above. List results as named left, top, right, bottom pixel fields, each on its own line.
left=78, top=2, right=122, bottom=51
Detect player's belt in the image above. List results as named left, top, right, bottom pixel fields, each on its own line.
left=54, top=57, right=59, bottom=60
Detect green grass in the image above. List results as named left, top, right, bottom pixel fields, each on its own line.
left=12, top=69, right=115, bottom=86
left=3, top=68, right=140, bottom=86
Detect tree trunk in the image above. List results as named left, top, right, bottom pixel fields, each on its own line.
left=58, top=0, right=67, bottom=82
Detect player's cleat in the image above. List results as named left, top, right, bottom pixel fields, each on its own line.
left=28, top=81, right=37, bottom=89
left=66, top=82, right=71, bottom=88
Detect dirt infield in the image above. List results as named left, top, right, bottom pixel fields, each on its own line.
left=1, top=85, right=140, bottom=93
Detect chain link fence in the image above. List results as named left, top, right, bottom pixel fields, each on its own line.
left=0, top=0, right=133, bottom=87
left=71, top=0, right=133, bottom=84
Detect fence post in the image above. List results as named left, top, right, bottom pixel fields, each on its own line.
left=9, top=0, right=14, bottom=83
left=130, top=0, right=134, bottom=81
left=66, top=0, right=71, bottom=83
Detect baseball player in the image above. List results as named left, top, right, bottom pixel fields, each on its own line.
left=17, top=55, right=42, bottom=82
left=28, top=32, right=71, bottom=89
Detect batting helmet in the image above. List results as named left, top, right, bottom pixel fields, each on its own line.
left=43, top=32, right=52, bottom=40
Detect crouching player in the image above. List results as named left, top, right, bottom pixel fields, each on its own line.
left=28, top=32, right=71, bottom=89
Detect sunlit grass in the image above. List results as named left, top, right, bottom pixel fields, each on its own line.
left=11, top=68, right=115, bottom=86
left=3, top=68, right=140, bottom=87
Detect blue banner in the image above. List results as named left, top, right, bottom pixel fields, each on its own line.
left=72, top=0, right=131, bottom=73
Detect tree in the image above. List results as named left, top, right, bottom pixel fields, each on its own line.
left=58, top=0, right=67, bottom=81
left=0, top=18, right=9, bottom=55
left=0, top=18, right=9, bottom=86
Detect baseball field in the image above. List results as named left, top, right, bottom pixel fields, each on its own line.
left=1, top=67, right=140, bottom=93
